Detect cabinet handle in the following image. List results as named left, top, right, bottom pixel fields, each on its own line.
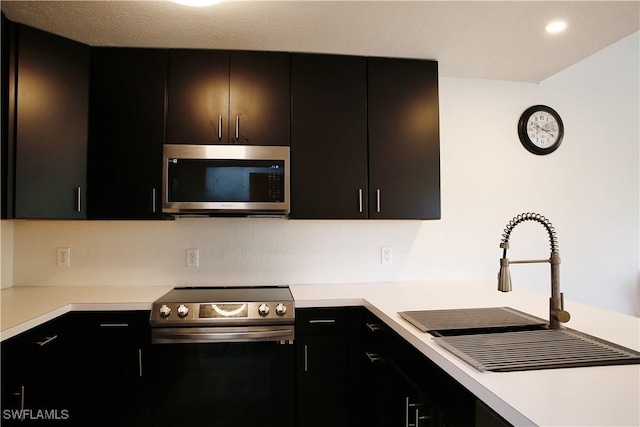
left=376, top=189, right=381, bottom=213
left=308, top=319, right=336, bottom=324
left=99, top=323, right=129, bottom=328
left=235, top=115, right=240, bottom=140
left=366, top=322, right=384, bottom=332
left=13, top=385, right=25, bottom=420
left=365, top=352, right=384, bottom=364
left=138, top=349, right=143, bottom=377
left=76, top=187, right=82, bottom=213
left=152, top=188, right=157, bottom=214
left=405, top=397, right=410, bottom=427
left=304, top=344, right=309, bottom=372
left=36, top=335, right=58, bottom=347
left=218, top=115, right=223, bottom=140
left=358, top=189, right=363, bottom=213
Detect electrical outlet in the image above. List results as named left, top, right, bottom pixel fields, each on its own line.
left=57, top=247, right=71, bottom=267
left=381, top=246, right=393, bottom=265
left=186, top=248, right=199, bottom=268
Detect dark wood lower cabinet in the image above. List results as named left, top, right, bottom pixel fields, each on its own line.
left=359, top=308, right=482, bottom=427
left=1, top=315, right=75, bottom=426
left=2, top=307, right=507, bottom=427
left=295, top=307, right=360, bottom=427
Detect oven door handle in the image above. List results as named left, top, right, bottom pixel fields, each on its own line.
left=152, top=326, right=295, bottom=344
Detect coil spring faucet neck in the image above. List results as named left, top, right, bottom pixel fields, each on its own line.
left=498, top=212, right=570, bottom=329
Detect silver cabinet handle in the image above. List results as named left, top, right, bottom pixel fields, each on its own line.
left=365, top=352, right=383, bottom=363
left=304, top=344, right=309, bottom=372
left=406, top=397, right=411, bottom=427
left=36, top=335, right=58, bottom=347
left=235, top=115, right=240, bottom=140
left=76, top=187, right=82, bottom=213
left=14, top=385, right=25, bottom=420
left=376, top=189, right=381, bottom=213
left=366, top=323, right=384, bottom=332
left=152, top=188, right=157, bottom=214
left=99, top=323, right=129, bottom=328
left=218, top=114, right=223, bottom=140
left=358, top=189, right=363, bottom=213
left=308, top=319, right=336, bottom=324
left=138, top=349, right=143, bottom=377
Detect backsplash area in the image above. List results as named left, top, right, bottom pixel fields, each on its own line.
left=9, top=218, right=424, bottom=287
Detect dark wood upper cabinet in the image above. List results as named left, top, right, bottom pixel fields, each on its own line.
left=88, top=48, right=167, bottom=220
left=13, top=25, right=89, bottom=219
left=290, top=54, right=368, bottom=219
left=291, top=55, right=441, bottom=220
left=368, top=58, right=441, bottom=220
left=166, top=49, right=229, bottom=145
left=166, top=50, right=289, bottom=146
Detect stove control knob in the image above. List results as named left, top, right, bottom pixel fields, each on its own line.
left=275, top=303, right=287, bottom=316
left=258, top=303, right=270, bottom=316
left=159, top=304, right=172, bottom=318
left=177, top=304, right=189, bottom=318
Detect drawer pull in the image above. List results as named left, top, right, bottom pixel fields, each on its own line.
left=366, top=322, right=384, bottom=332
left=99, top=323, right=129, bottom=328
left=308, top=319, right=336, bottom=324
left=365, top=352, right=384, bottom=364
left=36, top=335, right=58, bottom=347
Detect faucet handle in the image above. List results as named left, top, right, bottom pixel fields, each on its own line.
left=553, top=309, right=571, bottom=323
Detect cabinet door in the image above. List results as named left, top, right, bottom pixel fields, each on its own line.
left=166, top=49, right=229, bottom=144
left=229, top=51, right=290, bottom=146
left=367, top=58, right=440, bottom=220
left=290, top=54, right=368, bottom=219
left=1, top=315, right=74, bottom=425
left=296, top=335, right=350, bottom=427
left=74, top=311, right=151, bottom=427
left=14, top=25, right=89, bottom=218
left=88, top=48, right=166, bottom=219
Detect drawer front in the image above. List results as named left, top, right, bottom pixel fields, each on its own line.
left=295, top=308, right=349, bottom=336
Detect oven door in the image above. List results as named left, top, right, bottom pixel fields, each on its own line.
left=150, top=326, right=295, bottom=427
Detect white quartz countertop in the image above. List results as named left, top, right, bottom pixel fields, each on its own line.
left=0, top=286, right=173, bottom=340
left=2, top=281, right=639, bottom=426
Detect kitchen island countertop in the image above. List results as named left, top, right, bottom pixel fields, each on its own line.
left=2, top=281, right=639, bottom=426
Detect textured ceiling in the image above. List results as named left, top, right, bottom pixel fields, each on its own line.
left=1, top=1, right=639, bottom=83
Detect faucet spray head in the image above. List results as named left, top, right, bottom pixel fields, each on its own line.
left=498, top=257, right=512, bottom=292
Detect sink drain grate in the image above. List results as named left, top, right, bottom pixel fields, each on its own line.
left=433, top=328, right=640, bottom=372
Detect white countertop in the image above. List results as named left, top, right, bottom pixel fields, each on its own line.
left=2, top=281, right=639, bottom=426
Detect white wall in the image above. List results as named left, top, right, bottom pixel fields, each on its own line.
left=7, top=32, right=640, bottom=316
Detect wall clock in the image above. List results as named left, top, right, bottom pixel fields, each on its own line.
left=517, top=105, right=564, bottom=155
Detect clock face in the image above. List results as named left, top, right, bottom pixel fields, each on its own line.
left=526, top=111, right=560, bottom=148
left=518, top=105, right=564, bottom=155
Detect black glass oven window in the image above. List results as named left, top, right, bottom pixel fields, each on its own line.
left=168, top=159, right=285, bottom=202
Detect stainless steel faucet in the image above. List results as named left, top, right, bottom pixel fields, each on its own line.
left=498, top=212, right=570, bottom=329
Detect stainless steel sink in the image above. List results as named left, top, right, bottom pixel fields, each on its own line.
left=398, top=307, right=640, bottom=372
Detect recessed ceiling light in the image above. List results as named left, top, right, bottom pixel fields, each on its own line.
left=545, top=21, right=567, bottom=34
left=171, top=0, right=221, bottom=6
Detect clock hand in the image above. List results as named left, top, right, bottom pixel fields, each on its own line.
left=534, top=123, right=555, bottom=137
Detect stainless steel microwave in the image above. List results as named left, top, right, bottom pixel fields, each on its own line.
left=162, top=144, right=290, bottom=216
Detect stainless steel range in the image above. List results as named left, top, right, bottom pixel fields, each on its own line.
left=150, top=286, right=295, bottom=342
left=149, top=286, right=295, bottom=427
